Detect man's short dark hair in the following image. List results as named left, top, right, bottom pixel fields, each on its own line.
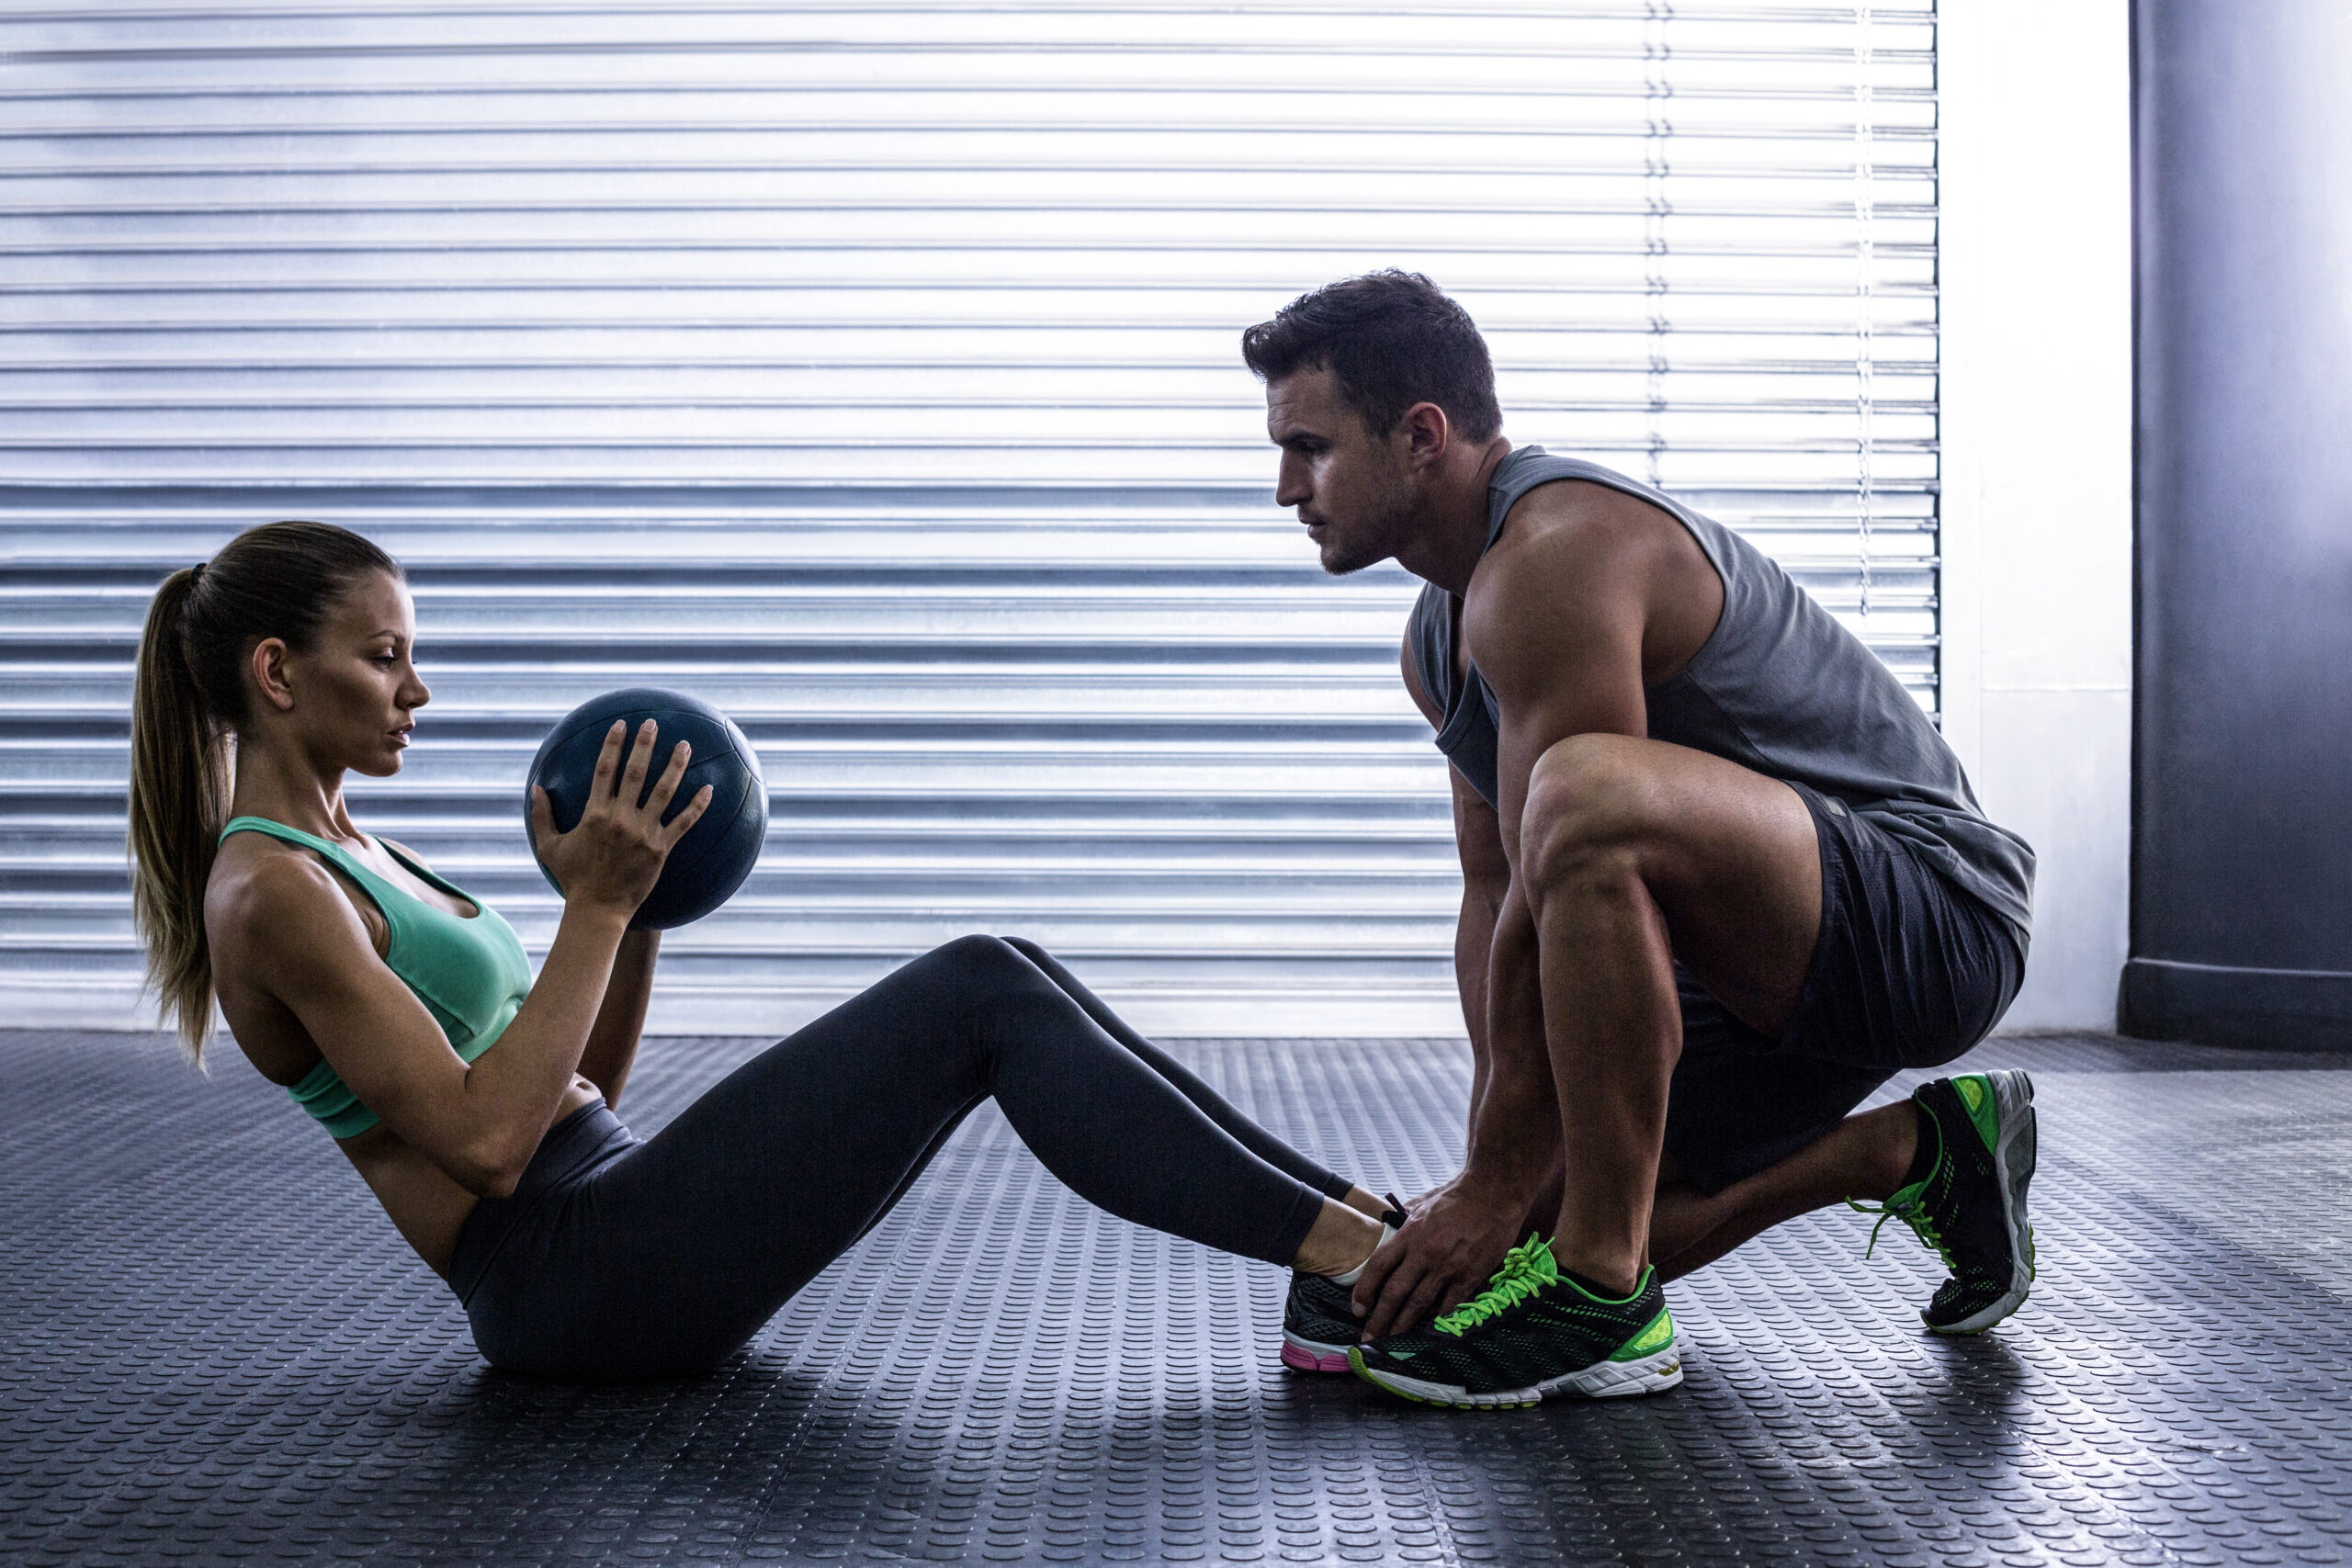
left=1241, top=271, right=1502, bottom=443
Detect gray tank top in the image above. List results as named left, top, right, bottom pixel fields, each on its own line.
left=1407, top=448, right=2034, bottom=932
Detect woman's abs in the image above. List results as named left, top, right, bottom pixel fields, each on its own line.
left=340, top=1077, right=602, bottom=1276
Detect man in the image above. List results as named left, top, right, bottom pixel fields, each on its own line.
left=1253, top=273, right=2038, bottom=1410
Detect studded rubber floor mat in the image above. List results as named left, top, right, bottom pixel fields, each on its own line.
left=3, top=1028, right=2349, bottom=1566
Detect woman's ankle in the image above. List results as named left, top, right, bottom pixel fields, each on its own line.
left=1295, top=1201, right=1385, bottom=1277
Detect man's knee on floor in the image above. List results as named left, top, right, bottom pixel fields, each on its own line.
left=1520, top=733, right=1664, bottom=916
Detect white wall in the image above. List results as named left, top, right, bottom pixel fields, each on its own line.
left=1938, top=2, right=2136, bottom=1031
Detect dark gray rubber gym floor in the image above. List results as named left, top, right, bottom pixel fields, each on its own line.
left=5, top=1029, right=2350, bottom=1566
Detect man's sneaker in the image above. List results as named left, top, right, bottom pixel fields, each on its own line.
left=1347, top=1235, right=1682, bottom=1409
left=1851, top=1070, right=2038, bottom=1335
left=1281, top=1195, right=1408, bottom=1373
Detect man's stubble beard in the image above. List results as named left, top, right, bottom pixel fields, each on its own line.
left=1317, top=476, right=1422, bottom=577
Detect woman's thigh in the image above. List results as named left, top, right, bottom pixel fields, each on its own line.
left=471, top=938, right=1009, bottom=1380
left=465, top=933, right=1331, bottom=1381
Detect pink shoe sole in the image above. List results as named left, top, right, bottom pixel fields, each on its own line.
left=1280, top=1340, right=1353, bottom=1373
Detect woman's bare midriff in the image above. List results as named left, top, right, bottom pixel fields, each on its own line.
left=336, top=1076, right=603, bottom=1277
left=213, top=831, right=602, bottom=1278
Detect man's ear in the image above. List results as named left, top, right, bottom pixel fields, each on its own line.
left=1400, top=401, right=1452, bottom=468
left=249, top=637, right=297, bottom=713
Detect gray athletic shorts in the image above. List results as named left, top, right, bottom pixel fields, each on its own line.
left=1660, top=780, right=2028, bottom=1196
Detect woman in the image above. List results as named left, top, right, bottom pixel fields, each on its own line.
left=131, top=521, right=1401, bottom=1382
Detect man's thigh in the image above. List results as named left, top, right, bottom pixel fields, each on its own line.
left=1656, top=782, right=2029, bottom=1196
left=1660, top=972, right=1894, bottom=1197
left=1779, top=780, right=2028, bottom=1070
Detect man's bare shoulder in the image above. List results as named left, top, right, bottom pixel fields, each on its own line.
left=1467, top=478, right=1721, bottom=696
left=1481, top=479, right=1683, bottom=584
left=1464, top=484, right=1654, bottom=659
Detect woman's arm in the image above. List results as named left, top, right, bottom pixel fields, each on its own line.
left=578, top=929, right=659, bottom=1109
left=215, top=722, right=707, bottom=1196
left=216, top=853, right=628, bottom=1197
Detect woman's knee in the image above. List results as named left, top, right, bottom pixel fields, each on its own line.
left=1000, top=934, right=1050, bottom=966
left=912, top=935, right=1056, bottom=1010
left=925, top=932, right=1030, bottom=981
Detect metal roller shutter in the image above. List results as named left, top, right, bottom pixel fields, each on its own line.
left=0, top=2, right=1937, bottom=1034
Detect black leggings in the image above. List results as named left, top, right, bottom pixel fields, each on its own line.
left=447, top=936, right=1351, bottom=1381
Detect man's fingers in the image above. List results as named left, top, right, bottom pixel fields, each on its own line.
left=1365, top=1269, right=1453, bottom=1342
left=1437, top=1279, right=1482, bottom=1317
left=1350, top=1234, right=1408, bottom=1317
left=1356, top=1256, right=1424, bottom=1340
left=1396, top=1273, right=1455, bottom=1337
left=1359, top=1247, right=1447, bottom=1340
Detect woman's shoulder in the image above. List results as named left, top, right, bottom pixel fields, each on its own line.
left=205, top=836, right=383, bottom=1086
left=208, top=831, right=387, bottom=963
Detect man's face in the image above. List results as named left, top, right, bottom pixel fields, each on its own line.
left=1266, top=364, right=1419, bottom=576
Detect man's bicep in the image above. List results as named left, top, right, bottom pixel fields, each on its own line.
left=1470, top=536, right=1651, bottom=846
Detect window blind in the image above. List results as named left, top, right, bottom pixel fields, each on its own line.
left=0, top=2, right=1937, bottom=1033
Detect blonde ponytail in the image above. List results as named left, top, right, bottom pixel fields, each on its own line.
left=129, top=567, right=231, bottom=1062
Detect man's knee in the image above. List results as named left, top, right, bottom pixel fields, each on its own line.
left=1520, top=733, right=1665, bottom=908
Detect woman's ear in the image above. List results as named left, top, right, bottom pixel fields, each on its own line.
left=248, top=637, right=296, bottom=713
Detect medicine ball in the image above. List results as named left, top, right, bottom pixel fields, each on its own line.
left=524, top=687, right=768, bottom=930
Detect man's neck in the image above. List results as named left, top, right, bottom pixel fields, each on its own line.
left=1395, top=439, right=1512, bottom=596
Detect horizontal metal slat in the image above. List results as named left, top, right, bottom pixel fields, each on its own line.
left=1, top=0, right=1939, bottom=1032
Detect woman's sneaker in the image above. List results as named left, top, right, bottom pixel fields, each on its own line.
left=1850, top=1070, right=2039, bottom=1334
left=1280, top=1195, right=1408, bottom=1373
left=1281, top=1269, right=1363, bottom=1372
left=1347, top=1235, right=1682, bottom=1409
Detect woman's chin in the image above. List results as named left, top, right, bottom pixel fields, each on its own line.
left=356, top=750, right=408, bottom=778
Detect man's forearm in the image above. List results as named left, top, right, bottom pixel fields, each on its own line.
left=1459, top=884, right=1563, bottom=1193
left=1455, top=872, right=1505, bottom=1119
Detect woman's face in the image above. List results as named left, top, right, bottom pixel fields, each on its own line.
left=272, top=570, right=431, bottom=778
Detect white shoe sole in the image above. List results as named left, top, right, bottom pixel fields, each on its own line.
left=1349, top=1343, right=1684, bottom=1409
left=1928, top=1068, right=2038, bottom=1336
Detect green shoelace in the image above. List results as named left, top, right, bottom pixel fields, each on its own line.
left=1433, top=1234, right=1558, bottom=1337
left=1848, top=1187, right=1952, bottom=1266
left=1848, top=1116, right=1953, bottom=1267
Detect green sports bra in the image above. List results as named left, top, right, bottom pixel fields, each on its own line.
left=219, top=817, right=534, bottom=1140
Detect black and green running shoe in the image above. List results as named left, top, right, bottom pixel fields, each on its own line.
left=1282, top=1195, right=1408, bottom=1373
left=1851, top=1070, right=2039, bottom=1335
left=1347, top=1235, right=1682, bottom=1409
